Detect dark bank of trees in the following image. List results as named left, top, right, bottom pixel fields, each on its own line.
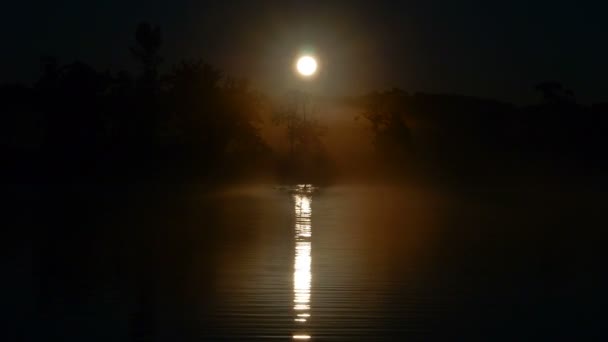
left=1, top=23, right=270, bottom=183
left=359, top=86, right=608, bottom=184
left=2, top=22, right=607, bottom=185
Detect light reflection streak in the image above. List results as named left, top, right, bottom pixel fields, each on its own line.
left=293, top=185, right=313, bottom=340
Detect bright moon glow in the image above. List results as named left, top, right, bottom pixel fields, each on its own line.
left=296, top=56, right=318, bottom=76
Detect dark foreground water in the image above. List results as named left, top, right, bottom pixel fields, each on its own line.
left=4, top=183, right=606, bottom=340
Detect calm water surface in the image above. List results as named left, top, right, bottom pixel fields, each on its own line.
left=208, top=185, right=437, bottom=340
left=7, top=184, right=605, bottom=340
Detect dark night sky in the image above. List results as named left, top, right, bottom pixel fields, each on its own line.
left=2, top=0, right=607, bottom=103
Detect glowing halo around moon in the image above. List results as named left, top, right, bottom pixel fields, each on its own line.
left=296, top=55, right=318, bottom=77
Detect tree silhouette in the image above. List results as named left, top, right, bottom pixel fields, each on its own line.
left=361, top=89, right=413, bottom=165
left=131, top=22, right=163, bottom=84
left=273, top=90, right=329, bottom=182
left=535, top=81, right=576, bottom=104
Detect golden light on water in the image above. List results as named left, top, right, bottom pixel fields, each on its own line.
left=296, top=56, right=318, bottom=77
left=293, top=187, right=313, bottom=339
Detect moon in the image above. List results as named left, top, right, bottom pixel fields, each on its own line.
left=296, top=56, right=318, bottom=77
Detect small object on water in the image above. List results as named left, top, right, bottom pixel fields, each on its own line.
left=276, top=184, right=318, bottom=195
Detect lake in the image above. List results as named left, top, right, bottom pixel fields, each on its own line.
left=5, top=183, right=605, bottom=340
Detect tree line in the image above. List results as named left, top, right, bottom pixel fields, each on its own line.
left=2, top=22, right=606, bottom=185
left=358, top=86, right=608, bottom=183
left=1, top=23, right=272, bottom=183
